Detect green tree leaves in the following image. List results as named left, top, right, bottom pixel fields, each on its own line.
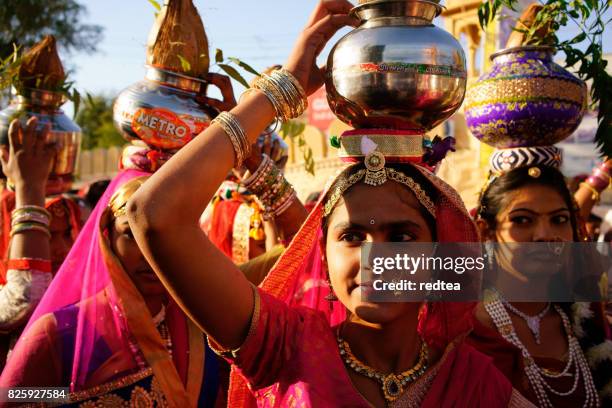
left=0, top=0, right=103, bottom=60
left=75, top=94, right=124, bottom=150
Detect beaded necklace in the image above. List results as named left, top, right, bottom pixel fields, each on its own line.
left=336, top=329, right=429, bottom=403
left=127, top=304, right=173, bottom=368
left=502, top=299, right=550, bottom=344
left=485, top=293, right=599, bottom=407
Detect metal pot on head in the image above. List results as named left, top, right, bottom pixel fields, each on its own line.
left=325, top=0, right=467, bottom=133
left=0, top=88, right=82, bottom=194
left=113, top=66, right=218, bottom=152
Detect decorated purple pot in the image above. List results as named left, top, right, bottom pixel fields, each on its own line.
left=464, top=46, right=587, bottom=148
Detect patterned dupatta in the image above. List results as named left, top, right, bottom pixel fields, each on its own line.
left=228, top=162, right=483, bottom=407
left=1, top=170, right=212, bottom=407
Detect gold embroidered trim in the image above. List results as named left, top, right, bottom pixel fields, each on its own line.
left=465, top=76, right=585, bottom=109
left=66, top=368, right=154, bottom=403
left=232, top=203, right=255, bottom=264
left=338, top=134, right=425, bottom=158
left=208, top=284, right=261, bottom=359
left=323, top=168, right=436, bottom=218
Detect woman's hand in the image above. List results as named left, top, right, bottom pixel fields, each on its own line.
left=284, top=0, right=358, bottom=96
left=243, top=133, right=287, bottom=174
left=1, top=117, right=55, bottom=201
left=197, top=73, right=238, bottom=112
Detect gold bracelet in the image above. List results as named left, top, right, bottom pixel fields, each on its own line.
left=580, top=182, right=601, bottom=203
left=253, top=79, right=288, bottom=121
left=280, top=69, right=307, bottom=103
left=251, top=69, right=308, bottom=122
left=270, top=70, right=307, bottom=118
left=211, top=112, right=250, bottom=168
left=10, top=222, right=51, bottom=239
left=266, top=73, right=301, bottom=119
left=12, top=205, right=51, bottom=220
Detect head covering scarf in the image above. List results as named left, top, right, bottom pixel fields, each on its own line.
left=206, top=180, right=265, bottom=264
left=0, top=189, right=81, bottom=284
left=1, top=151, right=218, bottom=405
left=228, top=159, right=483, bottom=406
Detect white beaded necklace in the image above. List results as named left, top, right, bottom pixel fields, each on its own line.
left=502, top=300, right=550, bottom=344
left=485, top=293, right=599, bottom=408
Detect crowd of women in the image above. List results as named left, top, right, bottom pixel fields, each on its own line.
left=0, top=0, right=610, bottom=407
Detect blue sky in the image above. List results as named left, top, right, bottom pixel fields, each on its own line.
left=64, top=0, right=611, bottom=102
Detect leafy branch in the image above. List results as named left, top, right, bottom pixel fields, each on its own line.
left=478, top=0, right=611, bottom=157
left=147, top=0, right=162, bottom=18
left=212, top=48, right=260, bottom=88
left=280, top=120, right=315, bottom=175
left=0, top=44, right=82, bottom=117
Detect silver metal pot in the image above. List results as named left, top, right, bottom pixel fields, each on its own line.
left=0, top=88, right=81, bottom=193
left=113, top=66, right=217, bottom=151
left=326, top=0, right=467, bottom=132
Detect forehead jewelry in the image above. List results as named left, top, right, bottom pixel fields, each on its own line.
left=528, top=167, right=542, bottom=178
left=370, top=218, right=376, bottom=225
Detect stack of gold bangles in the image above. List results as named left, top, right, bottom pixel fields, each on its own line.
left=212, top=112, right=251, bottom=168
left=214, top=68, right=308, bottom=169
left=11, top=205, right=51, bottom=238
left=242, top=154, right=297, bottom=220
left=249, top=68, right=308, bottom=123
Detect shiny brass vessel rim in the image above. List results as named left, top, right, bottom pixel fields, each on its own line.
left=490, top=45, right=555, bottom=61
left=16, top=88, right=66, bottom=108
left=145, top=65, right=207, bottom=93
left=351, top=0, right=444, bottom=19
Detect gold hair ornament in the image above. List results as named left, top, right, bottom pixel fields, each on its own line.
left=323, top=154, right=436, bottom=219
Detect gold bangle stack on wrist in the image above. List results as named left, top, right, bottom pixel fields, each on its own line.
left=250, top=68, right=308, bottom=122
left=10, top=205, right=51, bottom=239
left=242, top=154, right=297, bottom=220
left=211, top=111, right=251, bottom=168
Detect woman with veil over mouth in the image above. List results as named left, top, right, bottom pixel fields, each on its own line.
left=127, top=1, right=534, bottom=406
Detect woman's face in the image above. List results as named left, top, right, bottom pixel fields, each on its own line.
left=325, top=180, right=434, bottom=324
left=110, top=214, right=167, bottom=297
left=484, top=184, right=574, bottom=282
left=48, top=202, right=74, bottom=273
left=490, top=184, right=573, bottom=243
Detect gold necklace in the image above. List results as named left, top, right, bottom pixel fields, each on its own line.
left=336, top=332, right=429, bottom=403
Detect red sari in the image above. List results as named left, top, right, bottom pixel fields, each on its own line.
left=221, top=163, right=533, bottom=407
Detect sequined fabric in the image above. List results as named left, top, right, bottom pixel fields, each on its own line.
left=465, top=48, right=587, bottom=148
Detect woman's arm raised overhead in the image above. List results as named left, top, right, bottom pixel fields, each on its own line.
left=127, top=0, right=357, bottom=350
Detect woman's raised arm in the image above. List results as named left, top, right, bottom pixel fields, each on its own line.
left=127, top=0, right=357, bottom=349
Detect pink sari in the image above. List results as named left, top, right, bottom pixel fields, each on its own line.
left=1, top=166, right=219, bottom=406
left=222, top=163, right=521, bottom=407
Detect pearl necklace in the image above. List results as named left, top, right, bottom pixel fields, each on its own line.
left=502, top=299, right=551, bottom=344
left=485, top=293, right=599, bottom=407
left=153, top=305, right=173, bottom=357
left=337, top=331, right=429, bottom=403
